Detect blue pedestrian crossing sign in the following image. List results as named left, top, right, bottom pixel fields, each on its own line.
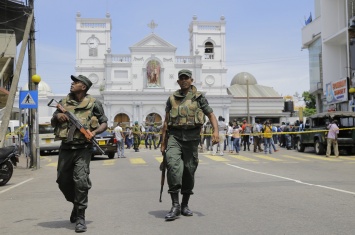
left=19, top=91, right=38, bottom=109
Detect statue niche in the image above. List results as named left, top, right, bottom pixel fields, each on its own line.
left=147, top=60, right=161, bottom=87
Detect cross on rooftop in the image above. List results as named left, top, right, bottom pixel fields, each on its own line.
left=147, top=20, right=158, bottom=33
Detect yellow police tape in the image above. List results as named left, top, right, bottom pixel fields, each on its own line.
left=132, top=126, right=355, bottom=138
left=9, top=126, right=354, bottom=139
left=199, top=126, right=355, bottom=137
left=5, top=124, right=27, bottom=138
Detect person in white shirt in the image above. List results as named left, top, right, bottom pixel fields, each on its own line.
left=227, top=122, right=234, bottom=153
left=212, top=116, right=227, bottom=156
left=326, top=120, right=339, bottom=158
left=114, top=123, right=126, bottom=158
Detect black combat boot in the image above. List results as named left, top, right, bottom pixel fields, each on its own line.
left=75, top=209, right=87, bottom=233
left=165, top=193, right=181, bottom=221
left=181, top=194, right=193, bottom=216
left=70, top=205, right=77, bottom=223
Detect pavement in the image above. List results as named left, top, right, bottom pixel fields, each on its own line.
left=16, top=153, right=31, bottom=169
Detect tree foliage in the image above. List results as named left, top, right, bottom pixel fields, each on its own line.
left=302, top=91, right=316, bottom=109
left=303, top=107, right=317, bottom=117
left=302, top=91, right=316, bottom=116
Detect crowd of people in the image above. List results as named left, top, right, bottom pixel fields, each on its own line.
left=198, top=117, right=307, bottom=155
left=109, top=118, right=309, bottom=156
left=109, top=122, right=163, bottom=152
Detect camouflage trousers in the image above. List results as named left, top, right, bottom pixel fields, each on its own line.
left=165, top=136, right=199, bottom=195
left=56, top=147, right=92, bottom=210
left=133, top=135, right=140, bottom=150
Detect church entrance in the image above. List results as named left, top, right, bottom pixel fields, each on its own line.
left=114, top=113, right=130, bottom=128
left=145, top=113, right=162, bottom=125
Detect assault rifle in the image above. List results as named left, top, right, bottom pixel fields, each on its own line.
left=159, top=151, right=166, bottom=202
left=48, top=99, right=105, bottom=155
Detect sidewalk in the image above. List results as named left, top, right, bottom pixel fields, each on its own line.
left=16, top=153, right=31, bottom=169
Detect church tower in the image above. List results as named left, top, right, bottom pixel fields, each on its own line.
left=189, top=15, right=227, bottom=94
left=75, top=12, right=112, bottom=95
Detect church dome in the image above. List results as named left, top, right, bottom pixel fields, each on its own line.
left=23, top=80, right=52, bottom=94
left=230, top=72, right=257, bottom=86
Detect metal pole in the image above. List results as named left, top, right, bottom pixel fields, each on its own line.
left=28, top=0, right=38, bottom=169
left=247, top=79, right=250, bottom=124
left=35, top=83, right=40, bottom=169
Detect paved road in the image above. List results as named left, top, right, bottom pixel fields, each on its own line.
left=1, top=146, right=355, bottom=235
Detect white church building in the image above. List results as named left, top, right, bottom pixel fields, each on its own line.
left=74, top=13, right=231, bottom=126
left=16, top=13, right=289, bottom=127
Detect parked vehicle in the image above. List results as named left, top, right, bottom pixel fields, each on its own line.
left=39, top=123, right=60, bottom=155
left=295, top=111, right=355, bottom=155
left=0, top=145, right=19, bottom=186
left=0, top=120, right=21, bottom=147
left=92, top=131, right=117, bottom=159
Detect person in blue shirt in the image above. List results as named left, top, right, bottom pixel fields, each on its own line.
left=22, top=129, right=30, bottom=157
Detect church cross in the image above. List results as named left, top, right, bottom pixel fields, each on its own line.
left=147, top=20, right=158, bottom=33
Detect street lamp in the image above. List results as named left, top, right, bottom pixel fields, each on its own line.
left=245, top=75, right=250, bottom=123
left=31, top=74, right=41, bottom=169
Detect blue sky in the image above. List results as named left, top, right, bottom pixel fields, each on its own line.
left=19, top=0, right=314, bottom=97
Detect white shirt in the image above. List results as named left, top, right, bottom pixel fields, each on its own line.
left=114, top=126, right=124, bottom=140
left=227, top=126, right=233, bottom=136
left=218, top=121, right=227, bottom=132
left=327, top=123, right=339, bottom=139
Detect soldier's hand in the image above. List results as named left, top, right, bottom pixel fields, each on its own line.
left=212, top=131, right=219, bottom=145
left=56, top=113, right=69, bottom=123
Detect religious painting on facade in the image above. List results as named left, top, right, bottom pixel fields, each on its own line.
left=147, top=60, right=161, bottom=87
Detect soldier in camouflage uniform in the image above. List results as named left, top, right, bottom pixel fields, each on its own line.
left=160, top=69, right=219, bottom=221
left=132, top=121, right=142, bottom=152
left=51, top=75, right=108, bottom=233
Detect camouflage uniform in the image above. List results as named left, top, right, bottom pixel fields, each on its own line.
left=132, top=123, right=141, bottom=152
left=165, top=85, right=213, bottom=195
left=52, top=94, right=108, bottom=210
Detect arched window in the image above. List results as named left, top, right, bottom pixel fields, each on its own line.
left=204, top=42, right=214, bottom=59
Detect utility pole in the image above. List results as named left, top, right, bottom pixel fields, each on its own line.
left=0, top=13, right=34, bottom=147
left=246, top=78, right=250, bottom=124
left=28, top=0, right=38, bottom=168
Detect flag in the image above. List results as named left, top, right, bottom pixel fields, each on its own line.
left=305, top=12, right=312, bottom=25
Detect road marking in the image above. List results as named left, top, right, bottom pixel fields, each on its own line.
left=41, top=156, right=52, bottom=163
left=46, top=163, right=57, bottom=167
left=103, top=159, right=115, bottom=166
left=303, top=154, right=341, bottom=162
left=227, top=164, right=355, bottom=196
left=204, top=155, right=229, bottom=162
left=282, top=155, right=310, bottom=161
left=155, top=156, right=204, bottom=163
left=0, top=178, right=34, bottom=195
left=130, top=158, right=146, bottom=164
left=336, top=156, right=355, bottom=161
left=254, top=154, right=283, bottom=161
left=228, top=155, right=258, bottom=162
